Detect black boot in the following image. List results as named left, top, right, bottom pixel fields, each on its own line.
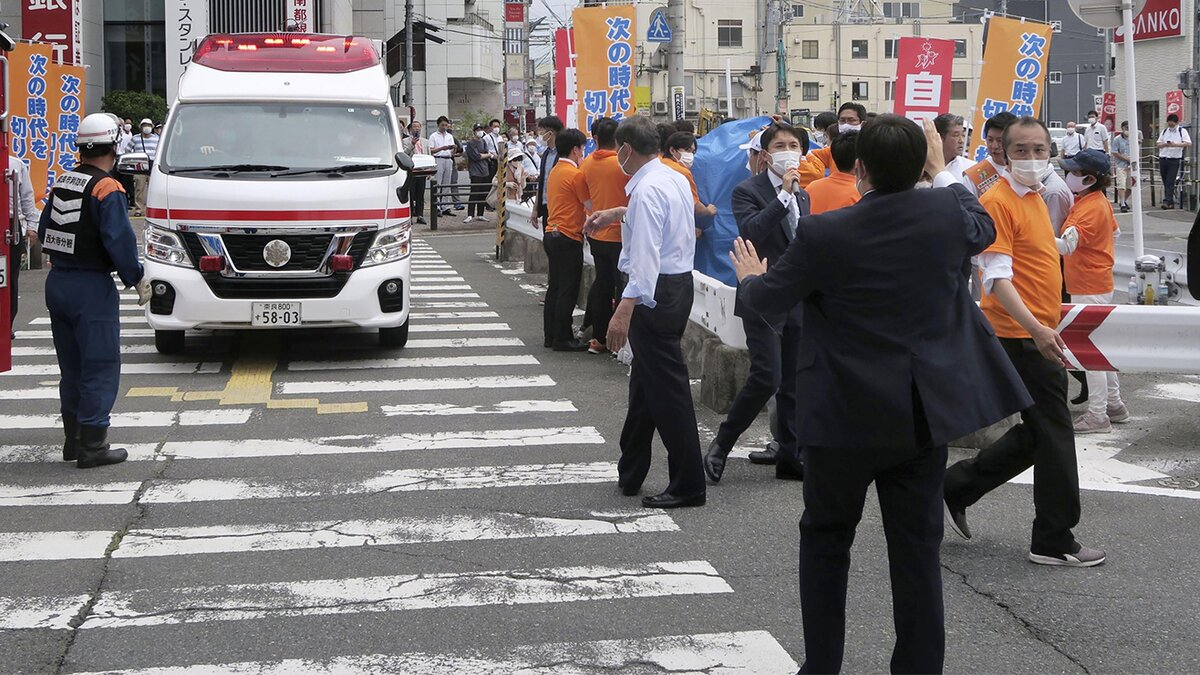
left=61, top=413, right=80, bottom=462
left=703, top=439, right=731, bottom=483
left=76, top=425, right=128, bottom=469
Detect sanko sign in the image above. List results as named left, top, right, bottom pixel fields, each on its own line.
left=1115, top=0, right=1183, bottom=43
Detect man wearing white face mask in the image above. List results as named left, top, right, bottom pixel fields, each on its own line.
left=703, top=122, right=810, bottom=483
left=836, top=102, right=866, bottom=135
left=661, top=131, right=717, bottom=219
left=944, top=116, right=1106, bottom=569
left=1060, top=121, right=1082, bottom=160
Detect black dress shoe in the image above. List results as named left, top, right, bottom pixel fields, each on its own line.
left=775, top=460, right=804, bottom=481
left=642, top=492, right=706, bottom=509
left=748, top=441, right=780, bottom=465
left=703, top=439, right=731, bottom=483
left=618, top=483, right=640, bottom=496
left=544, top=338, right=553, bottom=348
left=552, top=339, right=589, bottom=352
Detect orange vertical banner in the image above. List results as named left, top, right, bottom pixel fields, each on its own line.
left=8, top=43, right=55, bottom=205
left=43, top=60, right=88, bottom=200
left=571, top=5, right=636, bottom=134
left=968, top=16, right=1053, bottom=163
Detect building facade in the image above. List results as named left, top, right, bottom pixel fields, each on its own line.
left=1112, top=0, right=1194, bottom=143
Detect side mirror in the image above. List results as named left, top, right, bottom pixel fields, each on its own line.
left=395, top=151, right=414, bottom=172
left=408, top=153, right=437, bottom=176
left=118, top=152, right=152, bottom=176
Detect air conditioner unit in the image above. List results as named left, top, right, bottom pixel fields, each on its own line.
left=685, top=97, right=699, bottom=113
left=715, top=97, right=729, bottom=111
left=653, top=100, right=668, bottom=115
left=735, top=96, right=751, bottom=109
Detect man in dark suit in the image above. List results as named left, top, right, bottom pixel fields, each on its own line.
left=730, top=115, right=1031, bottom=674
left=704, top=122, right=810, bottom=483
left=531, top=116, right=563, bottom=232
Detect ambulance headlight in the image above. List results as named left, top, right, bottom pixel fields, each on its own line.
left=145, top=225, right=192, bottom=268
left=363, top=222, right=411, bottom=266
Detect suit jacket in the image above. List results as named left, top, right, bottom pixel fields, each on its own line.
left=737, top=183, right=1032, bottom=449
left=731, top=171, right=810, bottom=322
left=535, top=147, right=559, bottom=222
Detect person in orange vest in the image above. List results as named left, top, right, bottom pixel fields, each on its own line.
left=579, top=117, right=630, bottom=355
left=962, top=111, right=1016, bottom=198
left=806, top=130, right=862, bottom=215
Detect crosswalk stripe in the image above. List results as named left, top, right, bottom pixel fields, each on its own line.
left=9, top=560, right=727, bottom=631
left=401, top=337, right=524, bottom=348
left=410, top=292, right=480, bottom=299
left=408, top=311, right=499, bottom=319
left=280, top=374, right=554, bottom=395
left=410, top=277, right=466, bottom=283
left=0, top=481, right=143, bottom=506
left=1, top=362, right=221, bottom=376
left=0, top=409, right=253, bottom=430
left=119, top=305, right=144, bottom=312
left=287, top=354, right=537, bottom=372
left=3, top=510, right=676, bottom=562
left=67, top=631, right=798, bottom=674
left=408, top=284, right=472, bottom=291
left=0, top=388, right=59, bottom=400
left=157, top=426, right=603, bottom=460
left=408, top=322, right=509, bottom=333
left=410, top=269, right=456, bottom=274
left=16, top=328, right=155, bottom=339
left=411, top=301, right=489, bottom=308
left=0, top=443, right=160, bottom=464
left=30, top=315, right=146, bottom=325
left=382, top=399, right=577, bottom=415
left=11, top=344, right=161, bottom=356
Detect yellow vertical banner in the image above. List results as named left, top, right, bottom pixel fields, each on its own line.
left=968, top=16, right=1053, bottom=162
left=572, top=5, right=636, bottom=133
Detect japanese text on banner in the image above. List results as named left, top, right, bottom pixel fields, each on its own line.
left=893, top=37, right=956, bottom=124
left=969, top=17, right=1052, bottom=162
left=572, top=6, right=636, bottom=134
left=8, top=43, right=87, bottom=205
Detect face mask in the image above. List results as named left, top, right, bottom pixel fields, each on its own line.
left=1065, top=172, right=1095, bottom=194
left=123, top=124, right=132, bottom=132
left=492, top=128, right=500, bottom=135
left=476, top=130, right=485, bottom=138
left=811, top=130, right=828, bottom=146
left=617, top=145, right=634, bottom=176
left=769, top=150, right=802, bottom=177
left=1009, top=159, right=1049, bottom=187
left=1066, top=127, right=1076, bottom=135
left=838, top=123, right=861, bottom=134
left=678, top=151, right=695, bottom=168
left=1088, top=118, right=1098, bottom=126
left=141, top=126, right=152, bottom=134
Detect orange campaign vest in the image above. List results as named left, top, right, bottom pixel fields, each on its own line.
left=963, top=159, right=1003, bottom=196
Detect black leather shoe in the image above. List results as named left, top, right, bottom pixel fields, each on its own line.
left=642, top=492, right=706, bottom=509
left=76, top=425, right=128, bottom=469
left=544, top=338, right=553, bottom=348
left=703, top=440, right=731, bottom=483
left=748, top=441, right=780, bottom=465
left=552, top=339, right=590, bottom=352
left=61, top=413, right=80, bottom=462
left=775, top=460, right=804, bottom=481
left=618, top=483, right=640, bottom=497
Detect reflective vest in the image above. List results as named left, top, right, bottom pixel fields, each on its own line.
left=963, top=159, right=1003, bottom=197
left=41, top=164, right=114, bottom=270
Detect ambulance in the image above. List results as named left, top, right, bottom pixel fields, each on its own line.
left=122, top=33, right=430, bottom=354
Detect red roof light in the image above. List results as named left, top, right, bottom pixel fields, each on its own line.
left=192, top=34, right=380, bottom=73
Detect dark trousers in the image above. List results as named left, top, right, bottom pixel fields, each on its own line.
left=617, top=273, right=705, bottom=497
left=8, top=241, right=22, bottom=329
left=46, top=268, right=122, bottom=428
left=468, top=175, right=490, bottom=217
left=1160, top=157, right=1182, bottom=206
left=542, top=232, right=583, bottom=345
left=410, top=176, right=426, bottom=220
left=799, top=440, right=947, bottom=674
left=944, top=337, right=1079, bottom=555
left=585, top=238, right=623, bottom=345
left=715, top=312, right=801, bottom=465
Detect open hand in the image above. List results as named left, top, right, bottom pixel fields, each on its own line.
left=922, top=119, right=946, bottom=178
left=729, top=237, right=768, bottom=282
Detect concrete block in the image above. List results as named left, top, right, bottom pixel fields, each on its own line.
left=577, top=264, right=596, bottom=309
left=498, top=229, right=527, bottom=263
left=524, top=238, right=548, bottom=274
left=681, top=322, right=750, bottom=415
left=950, top=414, right=1019, bottom=450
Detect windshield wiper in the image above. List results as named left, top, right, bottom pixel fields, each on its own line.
left=271, top=163, right=393, bottom=177
left=168, top=164, right=290, bottom=174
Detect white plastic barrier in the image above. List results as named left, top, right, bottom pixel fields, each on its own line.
left=1059, top=304, right=1200, bottom=374
left=505, top=201, right=593, bottom=266
left=1114, top=245, right=1193, bottom=306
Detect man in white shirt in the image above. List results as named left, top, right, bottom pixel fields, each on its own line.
left=584, top=115, right=705, bottom=509
left=1059, top=121, right=1083, bottom=160
left=935, top=113, right=972, bottom=180
left=130, top=118, right=158, bottom=217
left=1081, top=110, right=1109, bottom=153
left=7, top=156, right=41, bottom=336
left=428, top=116, right=460, bottom=216
left=1156, top=113, right=1192, bottom=209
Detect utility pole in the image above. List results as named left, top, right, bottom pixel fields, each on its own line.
left=667, top=0, right=684, bottom=100
left=404, top=0, right=414, bottom=122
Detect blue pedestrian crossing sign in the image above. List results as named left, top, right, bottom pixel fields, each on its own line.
left=647, top=8, right=672, bottom=43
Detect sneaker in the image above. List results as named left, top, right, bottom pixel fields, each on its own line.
left=944, top=499, right=972, bottom=541
left=1106, top=403, right=1131, bottom=424
left=587, top=338, right=606, bottom=354
left=1029, top=543, right=1106, bottom=567
left=1120, top=204, right=1130, bottom=213
left=416, top=217, right=427, bottom=225
left=464, top=216, right=475, bottom=223
left=1073, top=411, right=1112, bottom=434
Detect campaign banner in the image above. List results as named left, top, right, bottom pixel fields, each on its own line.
left=1100, top=91, right=1117, bottom=133
left=1116, top=0, right=1183, bottom=43
left=554, top=28, right=576, bottom=128
left=968, top=16, right=1053, bottom=162
left=892, top=37, right=956, bottom=124
left=165, top=0, right=210, bottom=106
left=21, top=0, right=81, bottom=65
left=8, top=43, right=86, bottom=206
left=572, top=5, right=636, bottom=133
left=1166, top=89, right=1185, bottom=122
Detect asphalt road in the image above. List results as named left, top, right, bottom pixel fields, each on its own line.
left=2, top=231, right=1198, bottom=674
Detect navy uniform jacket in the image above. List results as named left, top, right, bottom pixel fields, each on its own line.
left=38, top=169, right=143, bottom=287
left=738, top=182, right=1032, bottom=448
left=731, top=171, right=810, bottom=324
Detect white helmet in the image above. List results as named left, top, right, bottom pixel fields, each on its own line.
left=77, top=113, right=120, bottom=148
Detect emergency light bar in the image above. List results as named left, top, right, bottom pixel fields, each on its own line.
left=192, top=34, right=380, bottom=73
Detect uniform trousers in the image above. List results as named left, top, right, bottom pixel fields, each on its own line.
left=7, top=241, right=23, bottom=328
left=542, top=231, right=583, bottom=346
left=46, top=268, right=122, bottom=427
left=617, top=273, right=705, bottom=497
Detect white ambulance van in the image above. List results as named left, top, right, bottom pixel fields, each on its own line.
left=124, top=33, right=428, bottom=354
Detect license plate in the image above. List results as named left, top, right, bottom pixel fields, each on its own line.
left=251, top=302, right=301, bottom=327
left=0, top=254, right=7, bottom=289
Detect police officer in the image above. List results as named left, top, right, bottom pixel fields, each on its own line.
left=38, top=113, right=149, bottom=468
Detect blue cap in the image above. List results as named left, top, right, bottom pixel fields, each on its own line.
left=1059, top=148, right=1110, bottom=174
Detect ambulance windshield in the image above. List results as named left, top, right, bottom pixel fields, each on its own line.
left=160, top=103, right=396, bottom=176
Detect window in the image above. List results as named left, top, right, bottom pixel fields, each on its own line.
left=802, top=82, right=820, bottom=101
left=1098, top=75, right=1107, bottom=89
left=951, top=80, right=967, bottom=100
left=105, top=2, right=168, bottom=98
left=885, top=39, right=899, bottom=59
left=852, top=81, right=869, bottom=100
left=792, top=4, right=804, bottom=19
left=882, top=2, right=919, bottom=18
left=884, top=81, right=895, bottom=101
left=1049, top=71, right=1063, bottom=85
left=802, top=39, right=819, bottom=59
left=1050, top=20, right=1063, bottom=33
left=954, top=39, right=967, bottom=58
left=851, top=39, right=868, bottom=59
left=717, top=20, right=743, bottom=48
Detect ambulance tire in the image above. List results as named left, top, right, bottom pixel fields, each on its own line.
left=379, top=320, right=409, bottom=348
left=155, top=329, right=185, bottom=355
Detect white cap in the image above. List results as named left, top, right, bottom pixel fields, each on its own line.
left=140, top=118, right=153, bottom=126
left=739, top=130, right=763, bottom=152
left=506, top=146, right=525, bottom=163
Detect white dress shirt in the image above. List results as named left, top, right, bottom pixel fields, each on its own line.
left=619, top=158, right=696, bottom=309
left=1039, top=168, right=1075, bottom=235
left=766, top=170, right=800, bottom=237
left=1158, top=126, right=1191, bottom=159
left=8, top=156, right=40, bottom=235
left=945, top=155, right=973, bottom=181
left=1060, top=131, right=1083, bottom=157
left=428, top=130, right=456, bottom=158
left=1082, top=122, right=1109, bottom=151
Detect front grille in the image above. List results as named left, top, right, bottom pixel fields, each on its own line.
left=180, top=232, right=373, bottom=299
left=223, top=233, right=334, bottom=272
